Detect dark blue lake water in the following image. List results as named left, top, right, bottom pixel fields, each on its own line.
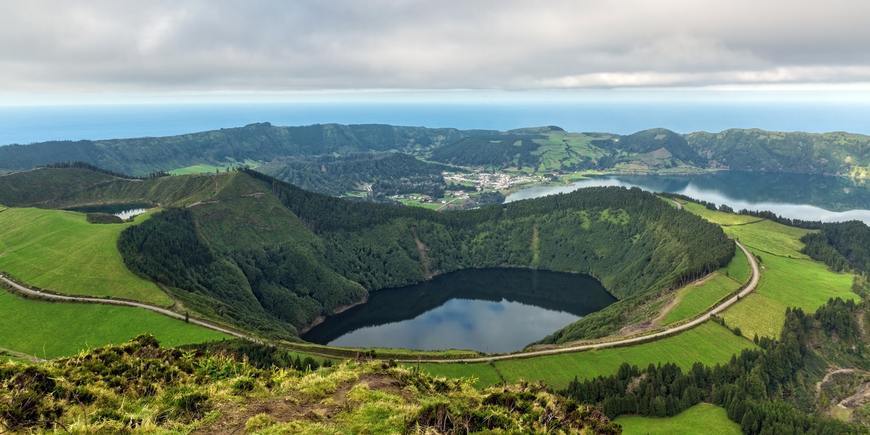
left=302, top=268, right=615, bottom=353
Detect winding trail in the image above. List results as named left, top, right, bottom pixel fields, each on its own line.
left=399, top=239, right=759, bottom=363
left=0, top=273, right=256, bottom=342
left=0, top=240, right=758, bottom=364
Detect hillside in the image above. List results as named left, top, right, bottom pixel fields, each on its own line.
left=686, top=129, right=870, bottom=176
left=0, top=207, right=170, bottom=306
left=0, top=123, right=479, bottom=175
left=427, top=127, right=702, bottom=172
left=1, top=123, right=868, bottom=178
left=0, top=167, right=734, bottom=344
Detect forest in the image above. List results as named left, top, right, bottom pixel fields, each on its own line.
left=258, top=152, right=450, bottom=198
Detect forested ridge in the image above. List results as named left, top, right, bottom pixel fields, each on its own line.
left=0, top=166, right=733, bottom=343
left=257, top=152, right=450, bottom=197
left=0, top=123, right=479, bottom=175
left=0, top=122, right=867, bottom=177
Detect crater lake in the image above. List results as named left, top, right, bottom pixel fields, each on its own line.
left=302, top=268, right=615, bottom=353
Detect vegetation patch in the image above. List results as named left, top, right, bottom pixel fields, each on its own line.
left=169, top=160, right=259, bottom=175
left=663, top=273, right=742, bottom=325
left=0, top=207, right=171, bottom=306
left=660, top=245, right=750, bottom=325
left=679, top=200, right=761, bottom=226
left=0, top=290, right=226, bottom=359
left=0, top=336, right=619, bottom=433
left=615, top=403, right=741, bottom=435
left=724, top=219, right=812, bottom=258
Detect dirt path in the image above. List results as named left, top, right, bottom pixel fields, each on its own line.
left=1, top=240, right=759, bottom=365
left=816, top=368, right=868, bottom=394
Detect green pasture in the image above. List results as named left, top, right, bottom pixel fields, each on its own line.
left=0, top=290, right=226, bottom=359
left=616, top=403, right=741, bottom=435
left=0, top=207, right=171, bottom=306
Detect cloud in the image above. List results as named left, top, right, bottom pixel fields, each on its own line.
left=1, top=0, right=870, bottom=94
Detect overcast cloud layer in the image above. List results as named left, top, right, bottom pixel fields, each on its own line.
left=2, top=0, right=870, bottom=94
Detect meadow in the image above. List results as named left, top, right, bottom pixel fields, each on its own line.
left=663, top=273, right=742, bottom=325
left=417, top=321, right=755, bottom=389
left=0, top=207, right=171, bottom=306
left=615, top=403, right=741, bottom=435
left=662, top=246, right=748, bottom=325
left=681, top=205, right=859, bottom=339
left=680, top=201, right=761, bottom=226
left=397, top=198, right=442, bottom=210
left=168, top=159, right=260, bottom=175
left=724, top=219, right=812, bottom=258
left=0, top=290, right=226, bottom=359
left=530, top=132, right=606, bottom=172
left=721, top=252, right=857, bottom=338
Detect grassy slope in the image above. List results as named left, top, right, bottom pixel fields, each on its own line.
left=0, top=207, right=171, bottom=306
left=0, top=290, right=226, bottom=358
left=397, top=198, right=442, bottom=210
left=680, top=201, right=760, bottom=226
left=616, top=403, right=741, bottom=435
left=726, top=219, right=812, bottom=258
left=169, top=159, right=259, bottom=175
left=418, top=322, right=754, bottom=389
left=683, top=204, right=859, bottom=339
left=531, top=132, right=607, bottom=171
left=663, top=274, right=741, bottom=325
left=724, top=243, right=751, bottom=283
left=722, top=253, right=857, bottom=338
left=663, top=246, right=749, bottom=325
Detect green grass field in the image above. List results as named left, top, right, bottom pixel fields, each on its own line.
left=722, top=252, right=857, bottom=338
left=0, top=290, right=227, bottom=359
left=398, top=198, right=442, bottom=210
left=525, top=132, right=610, bottom=172
left=724, top=245, right=751, bottom=283
left=679, top=206, right=859, bottom=339
left=417, top=322, right=754, bottom=389
left=663, top=247, right=749, bottom=325
left=724, top=219, right=812, bottom=258
left=169, top=159, right=260, bottom=175
left=663, top=274, right=742, bottom=325
left=680, top=201, right=761, bottom=226
left=616, top=403, right=741, bottom=435
left=0, top=207, right=171, bottom=306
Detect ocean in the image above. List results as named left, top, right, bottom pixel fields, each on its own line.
left=2, top=101, right=870, bottom=145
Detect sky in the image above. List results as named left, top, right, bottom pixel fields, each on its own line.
left=2, top=0, right=870, bottom=104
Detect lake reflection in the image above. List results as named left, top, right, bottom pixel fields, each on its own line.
left=302, top=268, right=615, bottom=353
left=506, top=171, right=870, bottom=224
